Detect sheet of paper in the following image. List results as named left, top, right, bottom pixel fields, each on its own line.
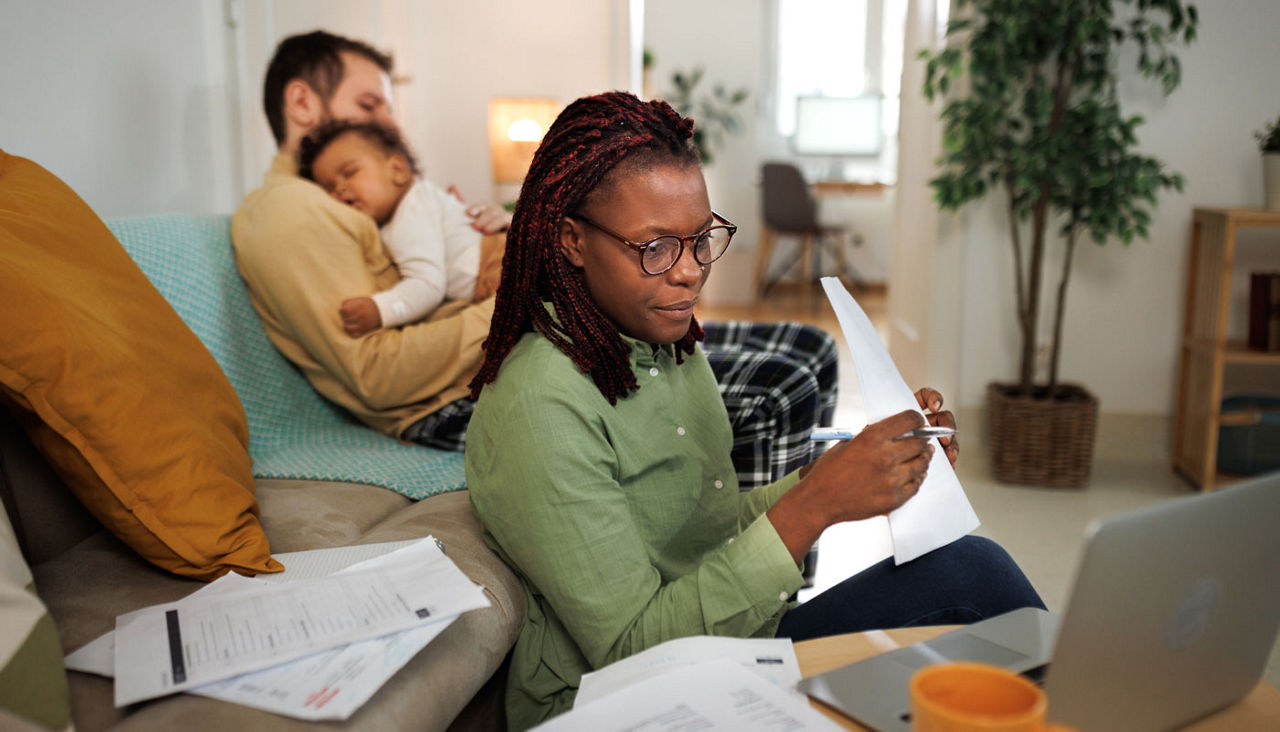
left=820, top=277, right=980, bottom=564
left=535, top=659, right=842, bottom=731
left=575, top=636, right=802, bottom=707
left=112, top=537, right=489, bottom=707
left=65, top=539, right=426, bottom=677
left=257, top=539, right=423, bottom=583
left=190, top=616, right=455, bottom=720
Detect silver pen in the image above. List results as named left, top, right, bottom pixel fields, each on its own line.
left=809, top=426, right=956, bottom=441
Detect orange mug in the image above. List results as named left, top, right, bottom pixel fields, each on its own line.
left=909, top=662, right=1072, bottom=731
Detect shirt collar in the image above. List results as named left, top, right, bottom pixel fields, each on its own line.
left=540, top=302, right=677, bottom=369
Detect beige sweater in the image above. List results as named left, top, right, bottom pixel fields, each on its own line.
left=231, top=154, right=494, bottom=438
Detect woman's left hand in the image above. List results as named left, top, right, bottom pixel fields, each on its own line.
left=915, top=387, right=959, bottom=466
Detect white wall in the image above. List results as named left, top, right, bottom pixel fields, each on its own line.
left=0, top=0, right=240, bottom=216
left=949, top=1, right=1280, bottom=414
left=644, top=0, right=769, bottom=305
left=401, top=1, right=629, bottom=207
left=0, top=0, right=629, bottom=218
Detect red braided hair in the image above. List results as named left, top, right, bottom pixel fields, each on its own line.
left=468, top=91, right=704, bottom=404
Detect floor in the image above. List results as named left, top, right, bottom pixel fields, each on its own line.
left=694, top=283, right=1280, bottom=689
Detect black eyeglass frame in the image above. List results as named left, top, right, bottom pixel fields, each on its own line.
left=570, top=211, right=738, bottom=276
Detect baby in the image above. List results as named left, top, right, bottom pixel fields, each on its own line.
left=299, top=120, right=491, bottom=337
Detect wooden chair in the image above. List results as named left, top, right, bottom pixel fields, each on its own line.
left=754, top=162, right=860, bottom=305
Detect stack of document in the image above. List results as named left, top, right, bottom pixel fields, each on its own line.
left=535, top=636, right=840, bottom=731
left=65, top=537, right=489, bottom=721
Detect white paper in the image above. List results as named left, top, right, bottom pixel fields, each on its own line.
left=820, top=277, right=981, bottom=564
left=535, top=659, right=841, bottom=731
left=65, top=539, right=427, bottom=678
left=256, top=539, right=423, bottom=583
left=575, top=636, right=802, bottom=707
left=189, top=618, right=453, bottom=720
left=112, top=538, right=488, bottom=707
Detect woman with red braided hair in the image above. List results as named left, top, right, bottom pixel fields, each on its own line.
left=466, top=92, right=1042, bottom=729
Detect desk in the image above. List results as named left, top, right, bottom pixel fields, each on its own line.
left=794, top=626, right=1280, bottom=730
left=812, top=180, right=890, bottom=196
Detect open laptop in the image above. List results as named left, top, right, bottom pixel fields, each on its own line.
left=798, top=472, right=1280, bottom=731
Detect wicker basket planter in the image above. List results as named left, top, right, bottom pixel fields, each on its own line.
left=986, top=382, right=1099, bottom=488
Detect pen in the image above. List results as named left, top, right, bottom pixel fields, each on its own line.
left=810, top=426, right=956, bottom=441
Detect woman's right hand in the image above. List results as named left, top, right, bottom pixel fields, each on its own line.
left=767, top=410, right=934, bottom=564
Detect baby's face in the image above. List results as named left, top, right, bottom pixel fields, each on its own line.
left=310, top=132, right=407, bottom=225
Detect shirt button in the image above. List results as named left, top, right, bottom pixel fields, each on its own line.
left=676, top=426, right=686, bottom=436
left=779, top=591, right=789, bottom=602
left=649, top=367, right=659, bottom=377
left=714, top=479, right=724, bottom=489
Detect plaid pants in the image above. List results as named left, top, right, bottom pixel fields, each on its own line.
left=404, top=321, right=839, bottom=490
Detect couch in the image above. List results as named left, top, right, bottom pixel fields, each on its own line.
left=0, top=152, right=522, bottom=731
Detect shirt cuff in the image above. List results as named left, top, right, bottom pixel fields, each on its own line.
left=725, top=511, right=805, bottom=612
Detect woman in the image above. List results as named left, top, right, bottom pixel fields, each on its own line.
left=466, top=92, right=1043, bottom=729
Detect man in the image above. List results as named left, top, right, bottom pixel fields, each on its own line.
left=233, top=30, right=838, bottom=495
left=233, top=31, right=500, bottom=450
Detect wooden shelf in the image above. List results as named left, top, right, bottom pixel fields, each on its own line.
left=1173, top=208, right=1280, bottom=491
left=1222, top=340, right=1280, bottom=364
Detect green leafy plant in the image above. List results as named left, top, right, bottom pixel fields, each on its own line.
left=921, top=0, right=1197, bottom=397
left=1256, top=115, right=1280, bottom=153
left=665, top=67, right=749, bottom=165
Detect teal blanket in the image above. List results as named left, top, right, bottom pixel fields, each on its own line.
left=108, top=214, right=465, bottom=500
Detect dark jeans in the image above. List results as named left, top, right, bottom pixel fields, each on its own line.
left=775, top=536, right=1045, bottom=642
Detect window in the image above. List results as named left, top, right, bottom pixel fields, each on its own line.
left=774, top=0, right=908, bottom=153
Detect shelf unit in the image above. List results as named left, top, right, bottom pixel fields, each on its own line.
left=1173, top=208, right=1280, bottom=490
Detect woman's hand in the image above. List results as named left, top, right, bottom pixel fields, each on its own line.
left=767, top=410, right=933, bottom=564
left=915, top=387, right=959, bottom=466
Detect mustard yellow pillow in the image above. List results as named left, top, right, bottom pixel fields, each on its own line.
left=0, top=150, right=281, bottom=581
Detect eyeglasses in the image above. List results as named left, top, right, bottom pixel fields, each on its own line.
left=571, top=211, right=737, bottom=276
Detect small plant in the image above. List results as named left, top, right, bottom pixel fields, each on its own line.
left=1256, top=116, right=1280, bottom=153
left=664, top=68, right=749, bottom=165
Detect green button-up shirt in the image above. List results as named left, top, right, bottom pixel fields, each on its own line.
left=467, top=325, right=804, bottom=730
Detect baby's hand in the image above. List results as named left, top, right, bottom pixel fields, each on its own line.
left=339, top=297, right=381, bottom=338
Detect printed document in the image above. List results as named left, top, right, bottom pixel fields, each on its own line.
left=575, top=636, right=802, bottom=707
left=534, top=659, right=841, bottom=731
left=820, top=277, right=980, bottom=564
left=110, top=537, right=489, bottom=710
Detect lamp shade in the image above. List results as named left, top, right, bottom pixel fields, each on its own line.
left=489, top=98, right=561, bottom=183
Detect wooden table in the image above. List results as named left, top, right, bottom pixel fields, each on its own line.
left=793, top=626, right=1280, bottom=730
left=812, top=180, right=890, bottom=196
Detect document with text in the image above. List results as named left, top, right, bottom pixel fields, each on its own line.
left=576, top=636, right=802, bottom=707
left=535, top=659, right=841, bottom=731
left=111, top=537, right=488, bottom=710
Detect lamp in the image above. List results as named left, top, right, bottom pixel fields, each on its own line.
left=488, top=98, right=561, bottom=184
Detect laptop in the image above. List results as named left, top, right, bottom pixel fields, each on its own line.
left=798, top=472, right=1280, bottom=731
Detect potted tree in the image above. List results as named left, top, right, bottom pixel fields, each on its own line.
left=1257, top=115, right=1280, bottom=211
left=920, top=0, right=1197, bottom=487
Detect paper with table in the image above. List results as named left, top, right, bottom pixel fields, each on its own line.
left=820, top=276, right=980, bottom=564
left=67, top=537, right=488, bottom=720
left=64, top=539, right=425, bottom=678
left=537, top=659, right=841, bottom=731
